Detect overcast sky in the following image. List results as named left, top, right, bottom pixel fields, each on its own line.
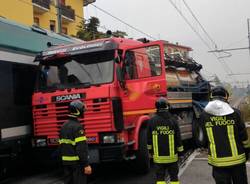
left=84, top=0, right=250, bottom=87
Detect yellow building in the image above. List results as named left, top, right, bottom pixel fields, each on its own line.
left=0, top=0, right=95, bottom=36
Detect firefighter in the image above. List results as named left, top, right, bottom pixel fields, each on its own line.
left=59, top=100, right=92, bottom=184
left=200, top=86, right=250, bottom=184
left=147, top=97, right=184, bottom=184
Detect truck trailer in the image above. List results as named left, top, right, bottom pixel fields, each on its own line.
left=32, top=37, right=210, bottom=173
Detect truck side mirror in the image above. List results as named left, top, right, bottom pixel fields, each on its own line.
left=116, top=65, right=126, bottom=89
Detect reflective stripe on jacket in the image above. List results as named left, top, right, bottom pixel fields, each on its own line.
left=201, top=108, right=248, bottom=167
left=59, top=117, right=89, bottom=166
left=147, top=111, right=183, bottom=164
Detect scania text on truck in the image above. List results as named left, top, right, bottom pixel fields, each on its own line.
left=32, top=37, right=210, bottom=173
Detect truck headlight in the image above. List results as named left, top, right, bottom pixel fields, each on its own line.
left=102, top=135, right=116, bottom=144
left=36, top=138, right=47, bottom=147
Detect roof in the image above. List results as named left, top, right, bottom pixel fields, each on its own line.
left=162, top=40, right=193, bottom=51
left=0, top=17, right=80, bottom=55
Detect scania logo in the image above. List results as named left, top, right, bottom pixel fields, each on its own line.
left=52, top=93, right=85, bottom=102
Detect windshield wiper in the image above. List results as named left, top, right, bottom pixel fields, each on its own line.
left=74, top=82, right=92, bottom=89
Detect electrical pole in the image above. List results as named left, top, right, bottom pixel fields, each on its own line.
left=56, top=0, right=62, bottom=34
left=208, top=19, right=250, bottom=55
left=248, top=18, right=250, bottom=56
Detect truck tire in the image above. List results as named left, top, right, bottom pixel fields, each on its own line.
left=134, top=127, right=150, bottom=174
left=193, top=118, right=204, bottom=147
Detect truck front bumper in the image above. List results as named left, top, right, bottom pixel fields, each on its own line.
left=89, top=143, right=126, bottom=163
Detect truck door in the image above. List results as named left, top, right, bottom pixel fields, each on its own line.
left=120, top=42, right=167, bottom=116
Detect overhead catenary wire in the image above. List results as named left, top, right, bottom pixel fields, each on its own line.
left=168, top=0, right=213, bottom=50
left=89, top=4, right=157, bottom=40
left=168, top=0, right=238, bottom=84
left=182, top=0, right=217, bottom=48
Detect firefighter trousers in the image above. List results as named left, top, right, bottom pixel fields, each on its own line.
left=212, top=163, right=248, bottom=184
left=155, top=162, right=179, bottom=184
left=63, top=164, right=87, bottom=184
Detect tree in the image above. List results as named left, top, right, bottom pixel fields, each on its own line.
left=112, top=30, right=128, bottom=38
left=76, top=19, right=91, bottom=40
left=85, top=16, right=101, bottom=40
left=77, top=16, right=101, bottom=41
left=76, top=17, right=128, bottom=41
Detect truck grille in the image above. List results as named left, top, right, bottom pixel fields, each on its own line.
left=33, top=98, right=113, bottom=143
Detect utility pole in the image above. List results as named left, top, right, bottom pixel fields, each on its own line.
left=248, top=18, right=250, bottom=56
left=208, top=19, right=250, bottom=55
left=56, top=0, right=62, bottom=34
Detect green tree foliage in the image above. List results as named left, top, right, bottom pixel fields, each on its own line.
left=76, top=16, right=128, bottom=41
left=112, top=30, right=128, bottom=38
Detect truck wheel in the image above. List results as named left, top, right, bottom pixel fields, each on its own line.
left=193, top=118, right=204, bottom=147
left=134, top=127, right=150, bottom=174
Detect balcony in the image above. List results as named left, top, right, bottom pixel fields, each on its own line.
left=32, top=0, right=50, bottom=14
left=84, top=0, right=96, bottom=6
left=61, top=5, right=75, bottom=23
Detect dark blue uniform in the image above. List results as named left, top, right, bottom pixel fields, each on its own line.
left=148, top=111, right=183, bottom=184
left=59, top=116, right=89, bottom=184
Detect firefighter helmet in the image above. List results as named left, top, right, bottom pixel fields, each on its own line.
left=155, top=97, right=170, bottom=111
left=210, top=86, right=229, bottom=101
left=69, top=100, right=85, bottom=117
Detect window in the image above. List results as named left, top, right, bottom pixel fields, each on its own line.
left=124, top=45, right=162, bottom=80
left=37, top=50, right=115, bottom=91
left=34, top=17, right=40, bottom=26
left=50, top=20, right=56, bottom=32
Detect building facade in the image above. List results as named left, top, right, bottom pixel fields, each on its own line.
left=0, top=0, right=95, bottom=36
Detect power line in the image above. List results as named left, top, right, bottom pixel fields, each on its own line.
left=168, top=0, right=212, bottom=50
left=90, top=4, right=157, bottom=40
left=168, top=0, right=235, bottom=80
left=208, top=47, right=250, bottom=53
left=228, top=73, right=250, bottom=76
left=182, top=0, right=217, bottom=48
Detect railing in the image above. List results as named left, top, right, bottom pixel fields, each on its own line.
left=32, top=0, right=50, bottom=10
left=61, top=5, right=75, bottom=20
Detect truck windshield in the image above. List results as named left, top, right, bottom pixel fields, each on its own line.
left=36, top=51, right=114, bottom=91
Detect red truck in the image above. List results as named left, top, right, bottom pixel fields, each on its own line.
left=32, top=37, right=210, bottom=172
